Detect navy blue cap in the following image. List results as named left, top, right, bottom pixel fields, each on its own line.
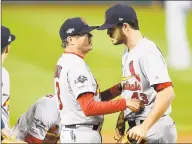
left=1, top=26, right=16, bottom=50
left=59, top=17, right=98, bottom=40
left=97, top=4, right=137, bottom=30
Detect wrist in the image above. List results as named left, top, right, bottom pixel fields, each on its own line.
left=117, top=83, right=122, bottom=92
left=141, top=121, right=150, bottom=131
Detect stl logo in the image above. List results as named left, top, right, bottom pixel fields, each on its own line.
left=80, top=18, right=88, bottom=25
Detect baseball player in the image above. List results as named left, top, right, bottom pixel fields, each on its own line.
left=98, top=4, right=177, bottom=143
left=165, top=1, right=192, bottom=69
left=55, top=17, right=144, bottom=143
left=1, top=25, right=16, bottom=132
left=10, top=94, right=60, bottom=144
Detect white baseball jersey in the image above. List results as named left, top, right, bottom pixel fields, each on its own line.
left=121, top=37, right=172, bottom=120
left=10, top=94, right=60, bottom=140
left=1, top=67, right=10, bottom=129
left=54, top=53, right=103, bottom=126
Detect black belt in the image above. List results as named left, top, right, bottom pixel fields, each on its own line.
left=65, top=124, right=100, bottom=131
left=128, top=120, right=144, bottom=128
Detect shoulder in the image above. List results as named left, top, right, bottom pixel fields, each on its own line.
left=58, top=54, right=86, bottom=68
left=139, top=38, right=163, bottom=58
left=37, top=95, right=57, bottom=107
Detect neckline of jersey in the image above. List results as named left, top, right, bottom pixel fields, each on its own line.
left=126, top=37, right=146, bottom=54
left=63, top=52, right=84, bottom=59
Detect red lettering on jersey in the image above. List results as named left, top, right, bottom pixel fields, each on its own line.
left=131, top=92, right=149, bottom=105
left=3, top=96, right=10, bottom=107
left=129, top=60, right=140, bottom=82
left=123, top=81, right=141, bottom=91
left=54, top=65, right=62, bottom=79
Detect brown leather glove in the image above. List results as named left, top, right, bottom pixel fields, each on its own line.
left=115, top=111, right=126, bottom=137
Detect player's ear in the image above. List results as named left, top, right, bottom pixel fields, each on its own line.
left=67, top=36, right=75, bottom=46
left=122, top=23, right=129, bottom=33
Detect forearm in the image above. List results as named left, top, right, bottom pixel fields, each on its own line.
left=100, top=83, right=122, bottom=101
left=142, top=86, right=175, bottom=130
left=77, top=92, right=126, bottom=116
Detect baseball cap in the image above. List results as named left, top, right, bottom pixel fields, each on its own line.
left=59, top=17, right=98, bottom=40
left=97, top=4, right=137, bottom=30
left=1, top=26, right=16, bottom=49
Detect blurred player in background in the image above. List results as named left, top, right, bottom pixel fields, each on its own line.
left=10, top=94, right=60, bottom=144
left=1, top=25, right=16, bottom=131
left=1, top=25, right=26, bottom=143
left=1, top=25, right=16, bottom=138
left=165, top=1, right=192, bottom=69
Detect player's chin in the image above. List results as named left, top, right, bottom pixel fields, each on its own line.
left=86, top=44, right=93, bottom=51
left=112, top=40, right=123, bottom=45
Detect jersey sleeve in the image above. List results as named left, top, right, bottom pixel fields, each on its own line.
left=139, top=52, right=172, bottom=86
left=68, top=62, right=94, bottom=99
left=28, top=103, right=59, bottom=140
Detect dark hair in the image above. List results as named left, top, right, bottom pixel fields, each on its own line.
left=1, top=46, right=7, bottom=54
left=117, top=20, right=139, bottom=30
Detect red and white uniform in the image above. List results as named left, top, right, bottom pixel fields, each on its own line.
left=121, top=37, right=177, bottom=143
left=10, top=94, right=60, bottom=143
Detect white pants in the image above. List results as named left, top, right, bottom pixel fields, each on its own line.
left=165, top=1, right=192, bottom=69
left=60, top=125, right=102, bottom=143
left=131, top=115, right=177, bottom=143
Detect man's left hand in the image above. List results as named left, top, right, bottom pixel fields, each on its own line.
left=127, top=124, right=148, bottom=144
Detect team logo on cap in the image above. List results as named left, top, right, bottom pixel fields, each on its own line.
left=80, top=18, right=88, bottom=25
left=8, top=36, right=11, bottom=42
left=119, top=18, right=123, bottom=21
left=66, top=28, right=75, bottom=34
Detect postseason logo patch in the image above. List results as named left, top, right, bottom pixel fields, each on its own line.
left=33, top=118, right=48, bottom=131
left=74, top=75, right=88, bottom=84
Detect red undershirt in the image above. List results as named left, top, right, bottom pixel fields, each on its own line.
left=154, top=82, right=173, bottom=92
left=77, top=83, right=126, bottom=117
left=77, top=82, right=172, bottom=117
left=25, top=133, right=42, bottom=144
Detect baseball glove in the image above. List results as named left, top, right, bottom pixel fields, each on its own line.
left=115, top=134, right=148, bottom=144
left=114, top=134, right=131, bottom=144
left=115, top=111, right=126, bottom=137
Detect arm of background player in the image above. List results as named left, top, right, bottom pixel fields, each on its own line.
left=25, top=133, right=42, bottom=144
left=100, top=83, right=122, bottom=101
left=77, top=92, right=127, bottom=116
left=1, top=118, right=12, bottom=140
left=139, top=53, right=175, bottom=131
left=25, top=103, right=57, bottom=144
left=1, top=118, right=5, bottom=129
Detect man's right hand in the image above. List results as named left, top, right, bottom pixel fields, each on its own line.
left=125, top=98, right=144, bottom=112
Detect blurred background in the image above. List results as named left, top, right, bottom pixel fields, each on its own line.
left=2, top=0, right=192, bottom=143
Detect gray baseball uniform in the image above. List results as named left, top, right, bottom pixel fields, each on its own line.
left=10, top=94, right=60, bottom=141
left=121, top=37, right=177, bottom=143
left=1, top=67, right=11, bottom=130
left=54, top=53, right=103, bottom=143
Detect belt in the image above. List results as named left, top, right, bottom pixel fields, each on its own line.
left=65, top=124, right=100, bottom=131
left=128, top=120, right=144, bottom=128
